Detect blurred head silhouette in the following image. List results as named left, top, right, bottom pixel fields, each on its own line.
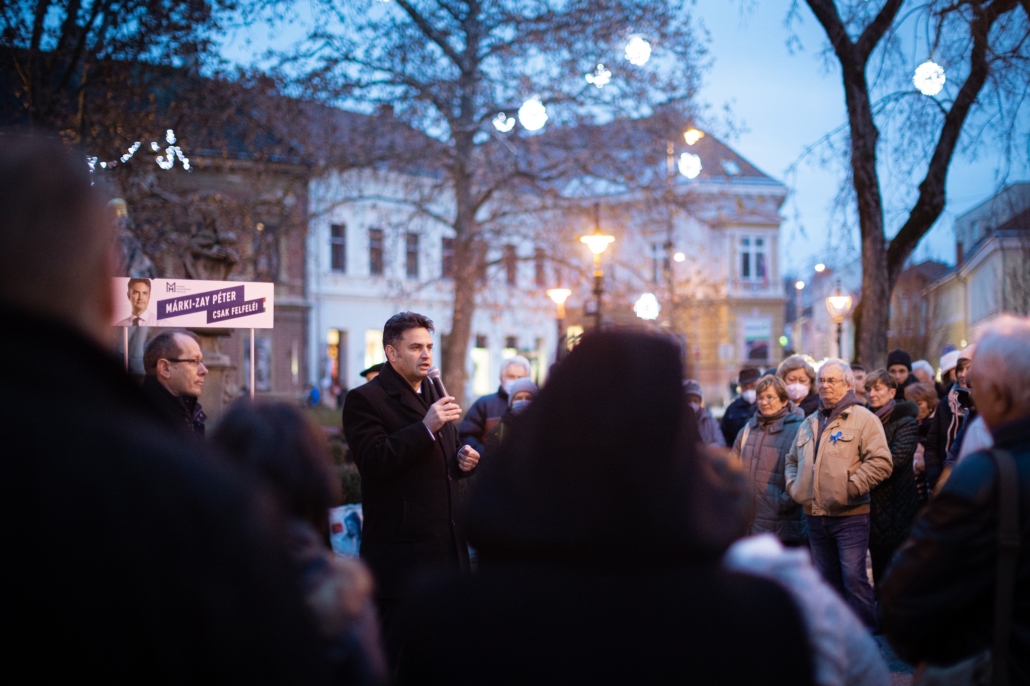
left=467, top=330, right=744, bottom=567
left=0, top=136, right=116, bottom=342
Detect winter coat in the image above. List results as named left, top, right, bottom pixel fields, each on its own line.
left=342, top=360, right=473, bottom=600
left=721, top=396, right=757, bottom=447
left=924, top=383, right=968, bottom=489
left=785, top=402, right=893, bottom=517
left=870, top=401, right=921, bottom=550
left=732, top=406, right=807, bottom=544
left=2, top=307, right=332, bottom=683
left=696, top=405, right=727, bottom=448
left=397, top=332, right=815, bottom=686
left=725, top=535, right=890, bottom=686
left=880, top=415, right=1030, bottom=682
left=458, top=386, right=509, bottom=457
left=142, top=374, right=206, bottom=440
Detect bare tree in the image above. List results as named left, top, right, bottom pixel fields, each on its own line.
left=282, top=0, right=708, bottom=405
left=795, top=0, right=1030, bottom=367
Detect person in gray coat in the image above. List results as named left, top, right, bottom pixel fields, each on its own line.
left=684, top=379, right=726, bottom=448
left=732, top=375, right=807, bottom=545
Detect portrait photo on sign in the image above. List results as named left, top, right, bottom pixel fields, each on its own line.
left=114, top=277, right=155, bottom=327
left=109, top=277, right=275, bottom=329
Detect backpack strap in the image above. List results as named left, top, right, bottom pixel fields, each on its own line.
left=990, top=449, right=1020, bottom=686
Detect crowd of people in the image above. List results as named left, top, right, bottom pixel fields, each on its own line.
left=4, top=135, right=1030, bottom=685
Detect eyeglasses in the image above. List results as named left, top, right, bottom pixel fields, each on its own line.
left=818, top=377, right=845, bottom=387
left=166, top=358, right=205, bottom=367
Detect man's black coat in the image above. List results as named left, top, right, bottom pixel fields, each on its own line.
left=1, top=308, right=330, bottom=683
left=343, top=361, right=472, bottom=600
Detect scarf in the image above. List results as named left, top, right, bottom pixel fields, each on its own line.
left=947, top=386, right=968, bottom=449
left=817, top=389, right=860, bottom=448
left=758, top=403, right=791, bottom=428
left=873, top=398, right=896, bottom=426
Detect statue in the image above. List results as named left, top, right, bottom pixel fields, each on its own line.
left=183, top=213, right=239, bottom=281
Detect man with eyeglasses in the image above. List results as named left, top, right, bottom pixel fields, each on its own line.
left=785, top=358, right=892, bottom=629
left=143, top=330, right=208, bottom=440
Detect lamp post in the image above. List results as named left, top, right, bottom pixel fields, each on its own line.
left=546, top=287, right=572, bottom=361
left=580, top=204, right=615, bottom=330
left=794, top=280, right=805, bottom=353
left=825, top=280, right=854, bottom=359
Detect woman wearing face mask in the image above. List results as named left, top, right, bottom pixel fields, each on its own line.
left=684, top=380, right=726, bottom=449
left=484, top=378, right=539, bottom=456
left=776, top=355, right=819, bottom=417
left=864, top=370, right=920, bottom=590
left=730, top=375, right=807, bottom=545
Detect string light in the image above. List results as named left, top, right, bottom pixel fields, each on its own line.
left=492, top=112, right=516, bottom=132
left=88, top=129, right=190, bottom=173
left=913, top=60, right=946, bottom=96
left=625, top=36, right=652, bottom=66
left=678, top=152, right=702, bottom=179
left=518, top=97, right=548, bottom=131
left=585, top=63, right=611, bottom=88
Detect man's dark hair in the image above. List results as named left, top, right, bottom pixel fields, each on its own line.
left=382, top=311, right=434, bottom=350
left=128, top=278, right=151, bottom=291
left=850, top=363, right=866, bottom=373
left=144, top=330, right=199, bottom=373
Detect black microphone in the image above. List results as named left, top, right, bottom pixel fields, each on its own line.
left=427, top=366, right=448, bottom=399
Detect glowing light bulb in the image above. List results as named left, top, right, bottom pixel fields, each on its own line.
left=625, top=36, right=652, bottom=66
left=683, top=128, right=704, bottom=145
left=585, top=63, right=611, bottom=88
left=492, top=112, right=515, bottom=132
left=580, top=233, right=615, bottom=256
left=673, top=252, right=686, bottom=263
left=814, top=263, right=826, bottom=272
left=795, top=281, right=805, bottom=290
left=634, top=293, right=661, bottom=321
left=913, top=60, right=946, bottom=96
left=678, top=152, right=702, bottom=179
left=518, top=97, right=548, bottom=131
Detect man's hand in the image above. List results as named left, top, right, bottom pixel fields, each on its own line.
left=457, top=445, right=480, bottom=472
left=423, top=396, right=461, bottom=434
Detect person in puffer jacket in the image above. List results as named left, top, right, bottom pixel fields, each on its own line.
left=732, top=375, right=807, bottom=545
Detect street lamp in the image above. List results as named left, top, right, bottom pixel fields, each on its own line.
left=546, top=287, right=572, bottom=361
left=825, top=280, right=854, bottom=359
left=580, top=205, right=615, bottom=330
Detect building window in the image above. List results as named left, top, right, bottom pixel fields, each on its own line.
left=369, top=228, right=384, bottom=276
left=442, top=237, right=455, bottom=279
left=505, top=335, right=518, bottom=350
left=534, top=247, right=546, bottom=288
left=739, top=236, right=767, bottom=281
left=405, top=232, right=419, bottom=279
left=504, top=244, right=517, bottom=286
left=330, top=223, right=346, bottom=273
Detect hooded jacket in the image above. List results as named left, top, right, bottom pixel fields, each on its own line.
left=396, top=332, right=814, bottom=685
left=785, top=394, right=893, bottom=517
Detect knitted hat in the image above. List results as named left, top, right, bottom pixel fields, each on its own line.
left=958, top=344, right=977, bottom=362
left=887, top=349, right=912, bottom=371
left=939, top=350, right=960, bottom=375
left=682, top=379, right=703, bottom=400
left=738, top=367, right=761, bottom=386
left=506, top=377, right=539, bottom=407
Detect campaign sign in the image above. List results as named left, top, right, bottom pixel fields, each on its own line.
left=111, top=277, right=274, bottom=329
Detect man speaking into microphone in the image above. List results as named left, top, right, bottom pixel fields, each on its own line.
left=342, top=311, right=479, bottom=669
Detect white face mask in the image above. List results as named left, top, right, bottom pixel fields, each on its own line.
left=786, top=382, right=809, bottom=402
left=688, top=401, right=701, bottom=412
left=741, top=389, right=756, bottom=404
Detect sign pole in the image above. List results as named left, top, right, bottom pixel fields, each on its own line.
left=250, top=328, right=256, bottom=399
left=123, top=327, right=129, bottom=371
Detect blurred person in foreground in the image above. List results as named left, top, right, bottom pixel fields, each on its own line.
left=905, top=381, right=940, bottom=502
left=785, top=359, right=892, bottom=629
left=396, top=332, right=815, bottom=685
left=458, top=355, right=531, bottom=458
left=863, top=370, right=920, bottom=590
left=0, top=136, right=330, bottom=682
left=342, top=312, right=478, bottom=672
left=925, top=344, right=976, bottom=489
left=685, top=379, right=726, bottom=449
left=779, top=355, right=821, bottom=417
left=212, top=402, right=387, bottom=685
left=720, top=366, right=760, bottom=446
left=731, top=375, right=807, bottom=545
left=142, top=330, right=208, bottom=440
left=881, top=316, right=1030, bottom=683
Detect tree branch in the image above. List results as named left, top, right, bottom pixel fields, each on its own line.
left=393, top=0, right=466, bottom=70
left=856, top=0, right=904, bottom=60
left=804, top=0, right=856, bottom=63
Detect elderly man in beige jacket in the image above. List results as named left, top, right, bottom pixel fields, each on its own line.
left=785, top=358, right=893, bottom=629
